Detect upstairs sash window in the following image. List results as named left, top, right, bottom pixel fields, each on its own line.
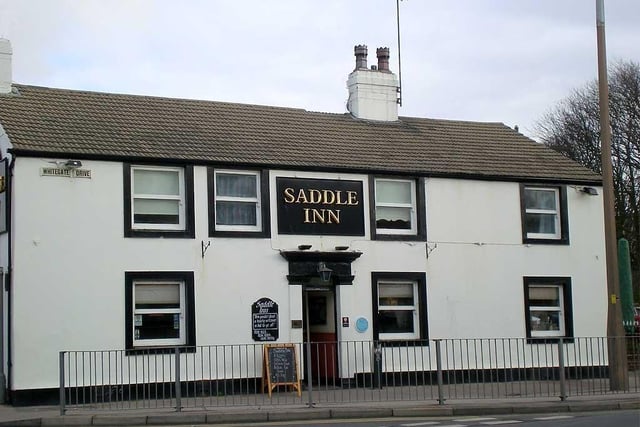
left=131, top=166, right=185, bottom=230
left=214, top=170, right=262, bottom=232
left=520, top=185, right=568, bottom=244
left=523, top=187, right=560, bottom=239
left=374, top=179, right=417, bottom=235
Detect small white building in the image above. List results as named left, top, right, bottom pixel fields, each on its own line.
left=0, top=41, right=606, bottom=404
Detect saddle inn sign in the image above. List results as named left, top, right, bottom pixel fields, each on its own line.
left=276, top=177, right=364, bottom=236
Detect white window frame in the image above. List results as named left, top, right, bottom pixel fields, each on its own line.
left=524, top=187, right=560, bottom=240
left=374, top=178, right=417, bottom=235
left=377, top=280, right=420, bottom=341
left=132, top=280, right=186, bottom=347
left=528, top=284, right=565, bottom=338
left=214, top=170, right=261, bottom=232
left=131, top=165, right=186, bottom=231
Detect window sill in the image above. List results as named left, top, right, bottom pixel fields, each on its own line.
left=125, top=229, right=195, bottom=239
left=373, top=233, right=426, bottom=242
left=523, top=237, right=569, bottom=245
left=125, top=346, right=196, bottom=356
left=377, top=339, right=430, bottom=348
left=526, top=337, right=575, bottom=345
left=210, top=229, right=270, bottom=238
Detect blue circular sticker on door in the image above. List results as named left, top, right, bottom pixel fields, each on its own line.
left=355, top=317, right=368, bottom=333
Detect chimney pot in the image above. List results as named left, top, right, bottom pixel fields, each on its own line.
left=354, top=44, right=368, bottom=70
left=376, top=47, right=390, bottom=72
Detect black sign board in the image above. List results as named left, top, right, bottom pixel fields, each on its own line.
left=252, top=298, right=279, bottom=342
left=262, top=344, right=301, bottom=397
left=276, top=177, right=364, bottom=236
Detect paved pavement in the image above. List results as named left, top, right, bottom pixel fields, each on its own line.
left=0, top=394, right=638, bottom=426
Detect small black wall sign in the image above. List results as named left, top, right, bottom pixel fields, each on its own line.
left=276, top=177, right=364, bottom=236
left=252, top=297, right=279, bottom=342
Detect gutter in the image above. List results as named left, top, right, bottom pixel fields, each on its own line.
left=6, top=148, right=603, bottom=187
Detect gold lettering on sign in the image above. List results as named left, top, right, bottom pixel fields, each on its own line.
left=303, top=208, right=341, bottom=224
left=295, top=189, right=309, bottom=204
left=327, top=210, right=340, bottom=223
left=347, top=191, right=358, bottom=205
left=322, top=190, right=336, bottom=204
left=283, top=187, right=295, bottom=203
left=309, top=189, right=322, bottom=204
left=282, top=183, right=359, bottom=226
left=283, top=188, right=360, bottom=206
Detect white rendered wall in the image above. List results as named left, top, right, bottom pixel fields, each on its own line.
left=0, top=125, right=11, bottom=391
left=9, top=159, right=607, bottom=391
left=0, top=124, right=10, bottom=272
left=346, top=70, right=398, bottom=121
left=425, top=178, right=607, bottom=339
left=10, top=159, right=290, bottom=389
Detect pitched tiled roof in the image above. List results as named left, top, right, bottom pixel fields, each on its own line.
left=0, top=84, right=600, bottom=183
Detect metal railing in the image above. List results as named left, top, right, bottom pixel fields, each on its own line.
left=59, top=336, right=640, bottom=414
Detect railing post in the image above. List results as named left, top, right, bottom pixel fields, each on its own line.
left=435, top=340, right=445, bottom=405
left=59, top=351, right=66, bottom=416
left=558, top=338, right=567, bottom=401
left=303, top=290, right=314, bottom=408
left=305, top=340, right=313, bottom=407
left=372, top=342, right=382, bottom=389
left=174, top=347, right=181, bottom=412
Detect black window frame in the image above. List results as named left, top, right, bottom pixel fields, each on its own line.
left=207, top=168, right=271, bottom=238
left=523, top=276, right=574, bottom=344
left=371, top=272, right=428, bottom=346
left=125, top=271, right=196, bottom=353
left=123, top=163, right=195, bottom=238
left=369, top=176, right=427, bottom=241
left=519, top=184, right=569, bottom=245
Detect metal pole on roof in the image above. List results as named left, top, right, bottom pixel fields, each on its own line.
left=596, top=0, right=628, bottom=391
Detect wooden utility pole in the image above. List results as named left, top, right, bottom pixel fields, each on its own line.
left=596, top=0, right=628, bottom=391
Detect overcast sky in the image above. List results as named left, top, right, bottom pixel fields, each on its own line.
left=1, top=0, right=638, bottom=139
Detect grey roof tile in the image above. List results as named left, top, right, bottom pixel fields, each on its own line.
left=0, top=84, right=600, bottom=183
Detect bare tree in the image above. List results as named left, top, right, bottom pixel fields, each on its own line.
left=537, top=60, right=640, bottom=302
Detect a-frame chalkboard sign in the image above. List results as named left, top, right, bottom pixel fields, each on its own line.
left=262, top=344, right=301, bottom=397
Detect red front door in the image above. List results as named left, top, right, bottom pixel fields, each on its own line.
left=307, top=291, right=337, bottom=382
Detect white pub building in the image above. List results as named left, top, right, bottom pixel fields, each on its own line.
left=0, top=39, right=607, bottom=404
